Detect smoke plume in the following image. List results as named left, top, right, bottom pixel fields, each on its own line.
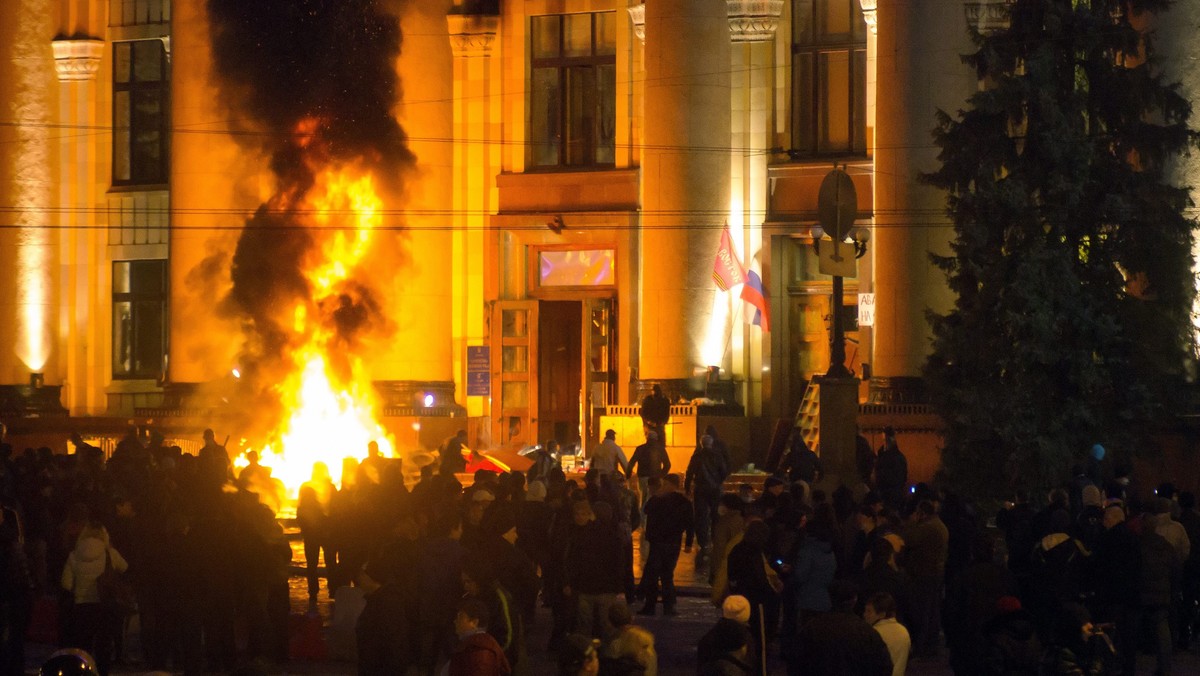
left=204, top=0, right=412, bottom=435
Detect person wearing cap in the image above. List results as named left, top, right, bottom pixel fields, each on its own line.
left=697, top=595, right=755, bottom=674
left=591, top=430, right=630, bottom=478
left=976, top=595, right=1041, bottom=674
left=558, top=633, right=601, bottom=676
left=1091, top=503, right=1138, bottom=676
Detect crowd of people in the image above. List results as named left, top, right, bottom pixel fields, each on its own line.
left=0, top=419, right=1196, bottom=676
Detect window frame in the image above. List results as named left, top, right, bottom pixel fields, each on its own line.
left=791, top=0, right=868, bottom=158
left=111, top=259, right=168, bottom=380
left=112, top=39, right=169, bottom=187
left=528, top=12, right=617, bottom=170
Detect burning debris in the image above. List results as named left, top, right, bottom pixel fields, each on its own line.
left=204, top=0, right=414, bottom=495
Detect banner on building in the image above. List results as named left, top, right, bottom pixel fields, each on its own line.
left=712, top=224, right=747, bottom=291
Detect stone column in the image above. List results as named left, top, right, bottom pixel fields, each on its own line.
left=728, top=0, right=782, bottom=415
left=0, top=0, right=59, bottom=396
left=449, top=12, right=499, bottom=420
left=869, top=0, right=974, bottom=402
left=169, top=0, right=247, bottom=385
left=376, top=0, right=460, bottom=412
left=640, top=0, right=731, bottom=394
left=53, top=37, right=105, bottom=414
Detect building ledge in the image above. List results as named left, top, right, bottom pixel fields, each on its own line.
left=768, top=160, right=873, bottom=223
left=497, top=168, right=640, bottom=213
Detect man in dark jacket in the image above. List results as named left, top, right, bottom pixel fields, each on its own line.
left=640, top=385, right=671, bottom=436
left=448, top=598, right=511, bottom=676
left=874, top=427, right=907, bottom=512
left=686, top=435, right=730, bottom=559
left=440, top=430, right=470, bottom=476
left=356, top=561, right=412, bottom=675
left=791, top=579, right=892, bottom=676
left=1091, top=504, right=1140, bottom=676
left=1138, top=520, right=1178, bottom=676
left=638, top=475, right=693, bottom=616
left=565, top=499, right=625, bottom=638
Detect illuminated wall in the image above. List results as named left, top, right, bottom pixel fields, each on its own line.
left=0, top=0, right=58, bottom=385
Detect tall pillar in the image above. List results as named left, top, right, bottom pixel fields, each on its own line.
left=728, top=0, right=782, bottom=415
left=870, top=1, right=974, bottom=402
left=1156, top=0, right=1200, bottom=328
left=378, top=0, right=459, bottom=411
left=0, top=0, right=59, bottom=399
left=449, top=12, right=499, bottom=421
left=169, top=0, right=246, bottom=385
left=52, top=37, right=106, bottom=414
left=640, top=0, right=731, bottom=393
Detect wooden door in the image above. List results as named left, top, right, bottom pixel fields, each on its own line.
left=491, top=301, right=539, bottom=450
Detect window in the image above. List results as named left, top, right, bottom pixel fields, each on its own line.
left=113, top=40, right=168, bottom=185
left=530, top=12, right=617, bottom=168
left=113, top=260, right=166, bottom=379
left=792, top=0, right=867, bottom=156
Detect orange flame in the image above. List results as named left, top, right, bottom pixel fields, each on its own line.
left=238, top=166, right=397, bottom=501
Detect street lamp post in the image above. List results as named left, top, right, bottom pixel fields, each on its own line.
left=809, top=166, right=870, bottom=487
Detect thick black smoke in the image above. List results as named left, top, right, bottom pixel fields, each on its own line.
left=206, top=0, right=414, bottom=181
left=204, top=0, right=411, bottom=424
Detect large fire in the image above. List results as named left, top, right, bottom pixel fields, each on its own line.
left=236, top=163, right=397, bottom=501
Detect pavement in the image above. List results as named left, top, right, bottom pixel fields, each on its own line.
left=25, top=537, right=1200, bottom=674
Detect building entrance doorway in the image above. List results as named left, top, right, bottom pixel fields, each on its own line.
left=490, top=298, right=616, bottom=452
left=538, top=301, right=582, bottom=447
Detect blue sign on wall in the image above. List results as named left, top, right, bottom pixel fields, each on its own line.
left=467, top=346, right=490, bottom=396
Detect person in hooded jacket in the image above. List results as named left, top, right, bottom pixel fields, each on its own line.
left=1025, top=509, right=1087, bottom=641
left=446, top=598, right=511, bottom=676
left=61, top=521, right=127, bottom=676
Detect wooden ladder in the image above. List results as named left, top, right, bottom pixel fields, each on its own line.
left=795, top=380, right=821, bottom=454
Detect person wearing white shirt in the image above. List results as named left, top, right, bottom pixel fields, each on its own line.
left=864, top=591, right=911, bottom=676
left=590, top=429, right=630, bottom=477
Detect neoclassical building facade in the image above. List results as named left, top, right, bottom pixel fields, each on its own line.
left=2, top=0, right=1197, bottom=466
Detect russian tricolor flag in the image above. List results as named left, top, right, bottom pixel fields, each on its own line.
left=740, top=270, right=770, bottom=332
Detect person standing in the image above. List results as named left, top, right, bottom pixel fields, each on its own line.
left=640, top=385, right=672, bottom=439
left=356, top=562, right=412, bottom=676
left=791, top=579, right=893, bottom=676
left=855, top=430, right=876, bottom=488
left=902, top=500, right=948, bottom=659
left=590, top=430, right=629, bottom=478
left=778, top=430, right=821, bottom=485
left=527, top=441, right=562, bottom=485
left=61, top=522, right=128, bottom=676
left=864, top=593, right=910, bottom=676
left=446, top=598, right=511, bottom=676
left=685, top=435, right=730, bottom=563
left=874, top=428, right=908, bottom=513
left=440, top=430, right=470, bottom=477
left=628, top=431, right=671, bottom=510
left=639, top=475, right=693, bottom=616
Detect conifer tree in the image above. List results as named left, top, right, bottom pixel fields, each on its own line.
left=923, top=0, right=1196, bottom=497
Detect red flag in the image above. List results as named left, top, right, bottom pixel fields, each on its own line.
left=713, top=224, right=747, bottom=291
